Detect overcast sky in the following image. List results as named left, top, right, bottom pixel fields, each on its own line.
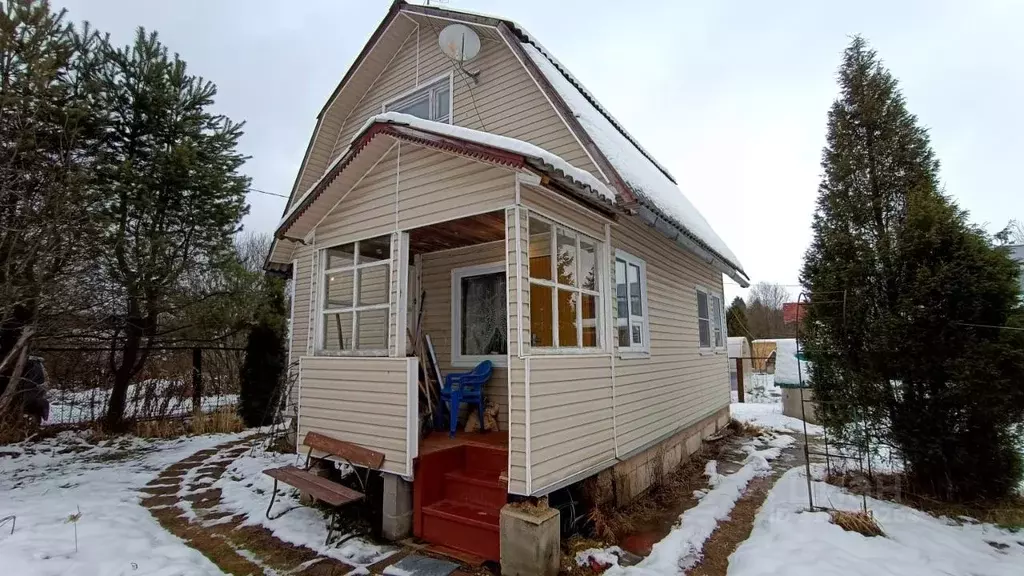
left=53, top=0, right=1024, bottom=302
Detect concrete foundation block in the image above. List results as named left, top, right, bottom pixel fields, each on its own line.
left=381, top=473, right=412, bottom=541
left=500, top=505, right=560, bottom=576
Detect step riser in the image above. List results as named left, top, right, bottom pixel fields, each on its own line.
left=422, top=511, right=500, bottom=562
left=443, top=478, right=506, bottom=509
left=463, top=445, right=506, bottom=474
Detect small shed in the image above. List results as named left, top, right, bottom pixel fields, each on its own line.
left=727, top=337, right=752, bottom=391
left=750, top=339, right=777, bottom=373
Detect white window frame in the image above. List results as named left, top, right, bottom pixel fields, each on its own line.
left=527, top=212, right=603, bottom=353
left=451, top=262, right=508, bottom=368
left=696, top=285, right=727, bottom=354
left=614, top=250, right=650, bottom=357
left=316, top=237, right=392, bottom=356
left=382, top=73, right=454, bottom=124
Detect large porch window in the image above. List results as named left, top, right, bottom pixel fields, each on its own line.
left=527, top=213, right=602, bottom=350
left=319, top=235, right=391, bottom=354
left=452, top=263, right=507, bottom=367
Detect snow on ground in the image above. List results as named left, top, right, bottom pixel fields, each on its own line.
left=600, top=432, right=793, bottom=575
left=211, top=445, right=395, bottom=568
left=0, top=430, right=250, bottom=575
left=47, top=379, right=237, bottom=426
left=729, top=465, right=1024, bottom=576
left=731, top=401, right=823, bottom=436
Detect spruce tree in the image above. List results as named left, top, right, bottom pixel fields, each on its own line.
left=726, top=297, right=749, bottom=342
left=802, top=37, right=1024, bottom=500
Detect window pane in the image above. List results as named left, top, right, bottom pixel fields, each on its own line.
left=580, top=240, right=596, bottom=290
left=698, top=318, right=711, bottom=348
left=557, top=289, right=578, bottom=347
left=629, top=264, right=642, bottom=316
left=528, top=216, right=552, bottom=281
left=325, top=271, right=353, bottom=309
left=615, top=260, right=628, bottom=319
left=582, top=293, right=598, bottom=347
left=323, top=311, right=353, bottom=351
left=618, top=324, right=630, bottom=348
left=356, top=308, right=388, bottom=350
left=712, top=296, right=723, bottom=347
left=325, top=244, right=355, bottom=269
left=461, top=272, right=507, bottom=355
left=556, top=229, right=577, bottom=286
left=530, top=283, right=553, bottom=346
left=391, top=94, right=430, bottom=119
left=359, top=235, right=390, bottom=263
left=697, top=291, right=709, bottom=320
left=631, top=322, right=643, bottom=346
left=358, top=265, right=388, bottom=306
left=433, top=86, right=450, bottom=120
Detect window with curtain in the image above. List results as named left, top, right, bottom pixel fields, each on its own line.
left=615, top=251, right=648, bottom=354
left=528, top=213, right=601, bottom=349
left=453, top=263, right=507, bottom=365
left=320, top=235, right=391, bottom=353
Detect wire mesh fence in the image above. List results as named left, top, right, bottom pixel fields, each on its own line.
left=33, top=344, right=245, bottom=428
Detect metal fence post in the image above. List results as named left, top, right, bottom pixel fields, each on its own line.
left=735, top=357, right=745, bottom=403
left=191, top=347, right=203, bottom=416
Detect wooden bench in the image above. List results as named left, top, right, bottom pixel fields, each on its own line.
left=263, top=432, right=385, bottom=543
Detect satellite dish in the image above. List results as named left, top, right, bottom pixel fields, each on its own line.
left=438, top=23, right=480, bottom=63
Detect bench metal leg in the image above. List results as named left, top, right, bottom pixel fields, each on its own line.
left=266, top=478, right=280, bottom=520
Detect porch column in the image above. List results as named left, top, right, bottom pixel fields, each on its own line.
left=389, top=231, right=410, bottom=357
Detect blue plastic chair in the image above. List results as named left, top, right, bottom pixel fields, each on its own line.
left=438, top=360, right=493, bottom=437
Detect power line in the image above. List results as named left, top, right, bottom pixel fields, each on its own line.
left=248, top=187, right=289, bottom=199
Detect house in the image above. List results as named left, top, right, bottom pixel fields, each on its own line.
left=1010, top=244, right=1024, bottom=294
left=264, top=1, right=747, bottom=565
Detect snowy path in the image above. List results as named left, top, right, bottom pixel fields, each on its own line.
left=0, top=431, right=250, bottom=575
left=729, top=465, right=1024, bottom=576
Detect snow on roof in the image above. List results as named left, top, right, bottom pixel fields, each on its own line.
left=367, top=112, right=616, bottom=203
left=279, top=111, right=616, bottom=231
left=772, top=338, right=811, bottom=387
left=520, top=42, right=745, bottom=276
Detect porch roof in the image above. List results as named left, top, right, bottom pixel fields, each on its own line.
left=275, top=112, right=616, bottom=243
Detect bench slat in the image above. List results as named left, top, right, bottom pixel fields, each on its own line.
left=264, top=465, right=364, bottom=507
left=303, top=432, right=385, bottom=470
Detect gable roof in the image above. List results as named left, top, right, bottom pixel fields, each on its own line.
left=277, top=112, right=617, bottom=240
left=268, top=1, right=748, bottom=285
left=398, top=2, right=747, bottom=284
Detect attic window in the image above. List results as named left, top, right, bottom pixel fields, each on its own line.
left=383, top=75, right=452, bottom=123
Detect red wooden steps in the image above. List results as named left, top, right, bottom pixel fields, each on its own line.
left=414, top=442, right=508, bottom=562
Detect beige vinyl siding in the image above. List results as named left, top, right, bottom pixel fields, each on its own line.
left=506, top=207, right=529, bottom=494
left=313, top=143, right=515, bottom=250
left=332, top=16, right=598, bottom=177
left=419, top=241, right=508, bottom=430
left=288, top=243, right=314, bottom=413
left=612, top=216, right=731, bottom=457
left=528, top=355, right=616, bottom=492
left=396, top=145, right=515, bottom=230
left=298, top=356, right=412, bottom=475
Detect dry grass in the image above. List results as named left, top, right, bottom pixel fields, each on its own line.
left=191, top=409, right=244, bottom=435
left=688, top=476, right=774, bottom=576
left=827, top=471, right=1024, bottom=531
left=728, top=418, right=765, bottom=437
left=133, top=409, right=243, bottom=438
left=829, top=509, right=885, bottom=537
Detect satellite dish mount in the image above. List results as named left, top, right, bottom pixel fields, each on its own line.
left=438, top=23, right=481, bottom=83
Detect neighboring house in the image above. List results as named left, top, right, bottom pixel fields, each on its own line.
left=1010, top=244, right=1024, bottom=294
left=264, top=1, right=747, bottom=562
left=727, top=336, right=752, bottom=391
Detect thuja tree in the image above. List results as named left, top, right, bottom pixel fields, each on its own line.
left=801, top=36, right=1024, bottom=500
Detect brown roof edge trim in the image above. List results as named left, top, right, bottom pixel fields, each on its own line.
left=496, top=23, right=637, bottom=206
